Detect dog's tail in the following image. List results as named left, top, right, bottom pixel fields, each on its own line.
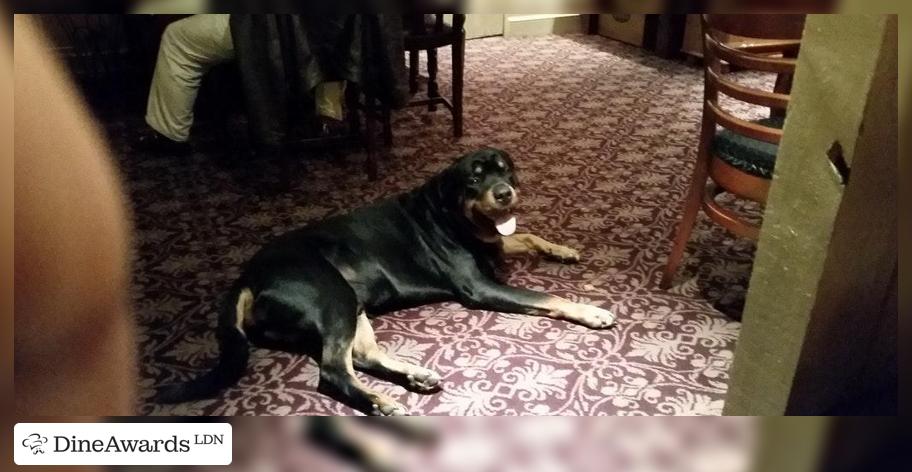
left=154, top=286, right=251, bottom=404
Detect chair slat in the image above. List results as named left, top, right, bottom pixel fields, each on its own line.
left=705, top=100, right=783, bottom=144
left=434, top=14, right=444, bottom=33
left=706, top=35, right=798, bottom=74
left=738, top=40, right=801, bottom=55
left=709, top=157, right=772, bottom=203
left=702, top=188, right=761, bottom=239
left=706, top=67, right=790, bottom=110
left=704, top=14, right=806, bottom=40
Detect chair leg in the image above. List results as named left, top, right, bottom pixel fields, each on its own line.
left=382, top=105, right=392, bottom=147
left=427, top=48, right=439, bottom=112
left=346, top=83, right=361, bottom=135
left=408, top=49, right=419, bottom=94
left=363, top=97, right=378, bottom=181
left=661, top=113, right=714, bottom=289
left=661, top=177, right=704, bottom=289
left=771, top=49, right=796, bottom=118
left=452, top=33, right=465, bottom=138
left=770, top=72, right=792, bottom=118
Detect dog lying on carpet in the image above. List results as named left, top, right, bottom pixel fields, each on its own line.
left=156, top=148, right=615, bottom=415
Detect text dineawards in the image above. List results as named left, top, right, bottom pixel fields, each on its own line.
left=54, top=434, right=224, bottom=453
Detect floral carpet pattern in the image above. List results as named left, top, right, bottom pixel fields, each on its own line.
left=124, top=35, right=764, bottom=416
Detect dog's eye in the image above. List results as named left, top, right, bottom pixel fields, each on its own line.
left=468, top=176, right=480, bottom=184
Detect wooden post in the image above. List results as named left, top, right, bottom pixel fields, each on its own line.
left=724, top=15, right=897, bottom=415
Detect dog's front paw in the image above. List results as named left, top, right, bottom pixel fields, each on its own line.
left=545, top=245, right=580, bottom=263
left=564, top=304, right=615, bottom=329
left=407, top=369, right=442, bottom=392
left=371, top=399, right=408, bottom=416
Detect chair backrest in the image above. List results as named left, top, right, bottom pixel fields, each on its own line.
left=405, top=14, right=465, bottom=36
left=431, top=14, right=466, bottom=32
left=704, top=14, right=806, bottom=40
left=701, top=14, right=806, bottom=145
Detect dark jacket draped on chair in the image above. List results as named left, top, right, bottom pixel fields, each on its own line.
left=229, top=14, right=409, bottom=148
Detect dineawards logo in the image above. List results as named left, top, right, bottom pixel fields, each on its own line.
left=14, top=423, right=232, bottom=465
left=21, top=433, right=49, bottom=454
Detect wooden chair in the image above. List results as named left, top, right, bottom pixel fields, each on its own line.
left=660, top=14, right=806, bottom=289
left=403, top=14, right=466, bottom=138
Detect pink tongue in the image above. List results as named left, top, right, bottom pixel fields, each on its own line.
left=495, top=216, right=517, bottom=236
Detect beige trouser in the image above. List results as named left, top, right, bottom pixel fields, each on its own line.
left=146, top=14, right=345, bottom=143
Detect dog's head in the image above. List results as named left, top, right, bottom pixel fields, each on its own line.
left=441, top=148, right=519, bottom=241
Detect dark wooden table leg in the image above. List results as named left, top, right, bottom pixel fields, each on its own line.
left=409, top=49, right=419, bottom=94
left=382, top=105, right=392, bottom=147
left=346, top=83, right=361, bottom=136
left=770, top=72, right=793, bottom=118
left=427, top=48, right=438, bottom=112
left=364, top=97, right=378, bottom=181
left=452, top=33, right=465, bottom=138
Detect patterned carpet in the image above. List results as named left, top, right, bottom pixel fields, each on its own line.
left=123, top=35, right=764, bottom=415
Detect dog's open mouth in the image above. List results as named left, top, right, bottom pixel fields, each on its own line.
left=473, top=206, right=517, bottom=236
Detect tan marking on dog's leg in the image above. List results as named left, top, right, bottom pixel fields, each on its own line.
left=321, top=333, right=406, bottom=416
left=234, top=288, right=254, bottom=335
left=531, top=295, right=615, bottom=329
left=353, top=313, right=441, bottom=391
left=499, top=234, right=535, bottom=255
left=500, top=233, right=580, bottom=262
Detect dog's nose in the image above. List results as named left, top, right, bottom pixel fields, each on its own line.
left=493, top=183, right=514, bottom=203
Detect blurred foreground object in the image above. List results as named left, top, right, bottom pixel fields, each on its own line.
left=724, top=14, right=897, bottom=415
left=139, top=417, right=758, bottom=472
left=14, top=14, right=135, bottom=416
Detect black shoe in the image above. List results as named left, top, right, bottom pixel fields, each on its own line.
left=135, top=130, right=192, bottom=155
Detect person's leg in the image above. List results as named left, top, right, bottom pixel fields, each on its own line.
left=145, top=14, right=234, bottom=144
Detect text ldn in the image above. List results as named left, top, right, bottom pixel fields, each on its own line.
left=193, top=434, right=224, bottom=445
left=54, top=436, right=191, bottom=453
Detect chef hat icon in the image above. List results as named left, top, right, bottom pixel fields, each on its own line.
left=22, top=434, right=49, bottom=454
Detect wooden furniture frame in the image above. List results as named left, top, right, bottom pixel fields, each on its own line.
left=404, top=14, right=466, bottom=138
left=661, top=14, right=805, bottom=289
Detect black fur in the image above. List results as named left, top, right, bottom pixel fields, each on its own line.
left=155, top=148, right=588, bottom=412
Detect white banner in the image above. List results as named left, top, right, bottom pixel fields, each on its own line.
left=14, top=422, right=232, bottom=465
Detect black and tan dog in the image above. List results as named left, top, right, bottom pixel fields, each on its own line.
left=156, top=148, right=615, bottom=415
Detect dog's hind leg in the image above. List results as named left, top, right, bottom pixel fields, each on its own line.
left=319, top=332, right=408, bottom=416
left=259, top=260, right=409, bottom=415
left=316, top=293, right=407, bottom=416
left=352, top=313, right=441, bottom=392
